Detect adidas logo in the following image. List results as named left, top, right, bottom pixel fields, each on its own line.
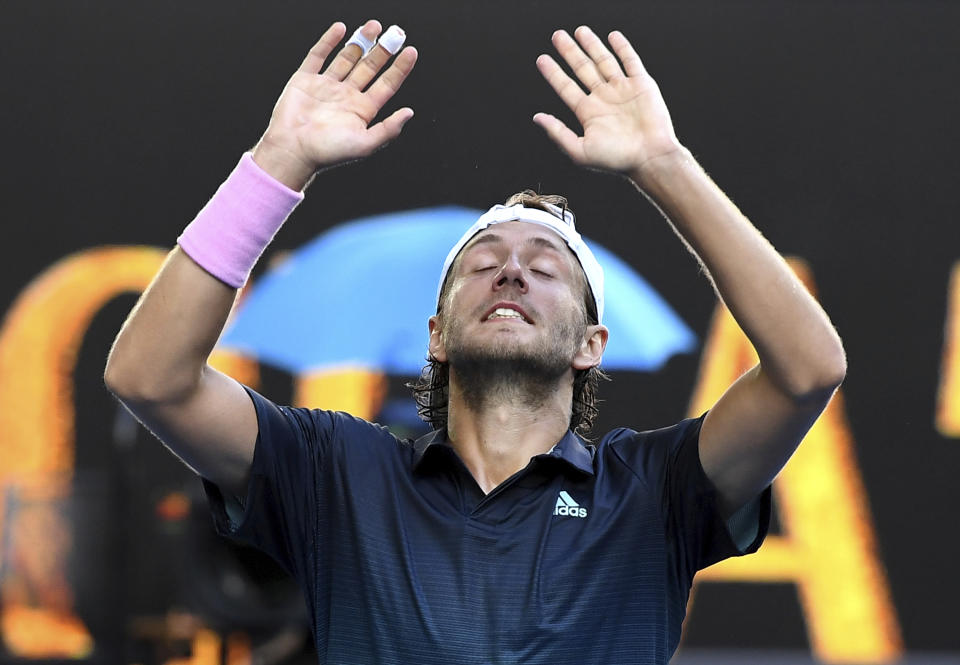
left=553, top=490, right=588, bottom=518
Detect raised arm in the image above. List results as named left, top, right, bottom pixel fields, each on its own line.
left=104, top=20, right=418, bottom=498
left=534, top=27, right=846, bottom=516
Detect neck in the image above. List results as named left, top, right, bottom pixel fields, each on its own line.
left=445, top=366, right=573, bottom=494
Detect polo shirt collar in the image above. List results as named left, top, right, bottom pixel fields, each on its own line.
left=412, top=427, right=595, bottom=476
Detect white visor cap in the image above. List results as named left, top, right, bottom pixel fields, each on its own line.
left=436, top=203, right=605, bottom=323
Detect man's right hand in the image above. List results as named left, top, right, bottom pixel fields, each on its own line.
left=252, top=20, right=418, bottom=191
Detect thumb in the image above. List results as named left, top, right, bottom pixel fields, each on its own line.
left=533, top=113, right=586, bottom=164
left=362, top=107, right=415, bottom=153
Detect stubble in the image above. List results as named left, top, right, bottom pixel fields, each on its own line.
left=442, top=307, right=586, bottom=415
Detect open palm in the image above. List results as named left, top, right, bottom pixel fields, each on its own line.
left=255, top=20, right=417, bottom=189
left=534, top=27, right=681, bottom=176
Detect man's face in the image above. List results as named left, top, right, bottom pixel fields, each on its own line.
left=429, top=221, right=595, bottom=376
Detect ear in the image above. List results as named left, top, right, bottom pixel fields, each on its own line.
left=428, top=315, right=448, bottom=363
left=572, top=324, right=608, bottom=370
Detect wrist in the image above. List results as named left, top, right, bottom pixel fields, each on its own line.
left=628, top=144, right=693, bottom=190
left=252, top=135, right=317, bottom=192
left=177, top=153, right=304, bottom=288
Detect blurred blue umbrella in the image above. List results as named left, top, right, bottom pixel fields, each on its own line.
left=219, top=207, right=696, bottom=374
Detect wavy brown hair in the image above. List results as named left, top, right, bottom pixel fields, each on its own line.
left=408, top=191, right=608, bottom=436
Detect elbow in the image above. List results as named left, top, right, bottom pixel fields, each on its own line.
left=765, top=334, right=846, bottom=403
left=103, top=361, right=145, bottom=403
left=819, top=337, right=848, bottom=390
left=807, top=366, right=845, bottom=403
left=103, top=346, right=146, bottom=401
left=103, top=368, right=142, bottom=403
left=104, top=355, right=200, bottom=405
left=825, top=354, right=848, bottom=391
left=103, top=352, right=129, bottom=397
left=104, top=335, right=139, bottom=399
left=790, top=343, right=847, bottom=403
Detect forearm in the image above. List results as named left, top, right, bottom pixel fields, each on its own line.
left=106, top=151, right=302, bottom=401
left=106, top=17, right=417, bottom=396
left=632, top=149, right=846, bottom=398
left=105, top=248, right=238, bottom=401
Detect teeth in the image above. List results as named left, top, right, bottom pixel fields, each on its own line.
left=487, top=307, right=524, bottom=320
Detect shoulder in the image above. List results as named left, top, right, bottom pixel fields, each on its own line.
left=596, top=413, right=708, bottom=481
left=242, top=385, right=411, bottom=460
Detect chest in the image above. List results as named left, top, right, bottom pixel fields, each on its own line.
left=317, top=462, right=672, bottom=663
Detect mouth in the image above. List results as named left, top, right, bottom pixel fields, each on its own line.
left=482, top=302, right=532, bottom=324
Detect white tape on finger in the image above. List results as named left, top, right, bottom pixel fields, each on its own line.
left=377, top=25, right=406, bottom=55
left=346, top=27, right=376, bottom=57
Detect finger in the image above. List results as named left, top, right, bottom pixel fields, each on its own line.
left=574, top=25, right=625, bottom=81
left=533, top=112, right=586, bottom=164
left=364, top=46, right=419, bottom=110
left=536, top=54, right=587, bottom=113
left=551, top=29, right=604, bottom=91
left=297, top=22, right=348, bottom=74
left=346, top=24, right=406, bottom=90
left=324, top=20, right=382, bottom=81
left=361, top=107, right=415, bottom=154
left=608, top=30, right=647, bottom=78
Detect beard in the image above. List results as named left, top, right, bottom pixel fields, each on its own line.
left=442, top=307, right=586, bottom=414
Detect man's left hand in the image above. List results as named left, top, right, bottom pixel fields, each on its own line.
left=534, top=27, right=683, bottom=179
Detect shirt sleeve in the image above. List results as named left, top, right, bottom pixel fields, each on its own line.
left=201, top=385, right=330, bottom=584
left=611, top=413, right=772, bottom=583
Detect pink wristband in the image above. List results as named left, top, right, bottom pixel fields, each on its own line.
left=177, top=152, right=305, bottom=287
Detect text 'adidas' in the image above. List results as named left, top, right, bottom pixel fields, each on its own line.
left=554, top=490, right=587, bottom=518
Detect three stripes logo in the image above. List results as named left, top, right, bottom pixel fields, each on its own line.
left=553, top=490, right=588, bottom=518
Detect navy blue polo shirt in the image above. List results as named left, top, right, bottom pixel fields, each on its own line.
left=203, top=386, right=770, bottom=665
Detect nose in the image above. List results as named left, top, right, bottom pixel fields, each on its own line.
left=493, top=254, right=527, bottom=294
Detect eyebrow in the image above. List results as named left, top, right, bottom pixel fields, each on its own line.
left=467, top=232, right=567, bottom=255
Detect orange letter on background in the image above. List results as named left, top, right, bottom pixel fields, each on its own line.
left=936, top=261, right=960, bottom=437
left=686, top=258, right=902, bottom=663
left=0, top=247, right=258, bottom=658
left=294, top=367, right=387, bottom=419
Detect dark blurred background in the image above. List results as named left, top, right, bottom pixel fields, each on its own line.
left=1, top=1, right=958, bottom=663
